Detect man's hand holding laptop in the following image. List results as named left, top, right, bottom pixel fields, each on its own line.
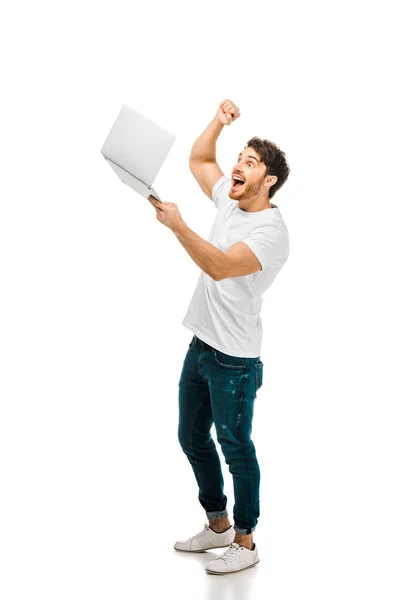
left=148, top=195, right=184, bottom=233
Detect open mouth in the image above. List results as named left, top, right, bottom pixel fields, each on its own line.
left=232, top=177, right=245, bottom=190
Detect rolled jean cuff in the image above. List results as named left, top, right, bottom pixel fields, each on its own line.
left=206, top=509, right=229, bottom=520
left=234, top=524, right=256, bottom=534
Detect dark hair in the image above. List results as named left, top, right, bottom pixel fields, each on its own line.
left=245, top=137, right=290, bottom=199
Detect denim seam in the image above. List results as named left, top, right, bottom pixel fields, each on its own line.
left=240, top=441, right=252, bottom=533
left=240, top=363, right=252, bottom=534
left=189, top=394, right=206, bottom=503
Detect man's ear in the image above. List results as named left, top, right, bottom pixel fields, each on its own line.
left=264, top=176, right=277, bottom=187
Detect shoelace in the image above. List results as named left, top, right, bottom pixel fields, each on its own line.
left=187, top=523, right=209, bottom=542
left=219, top=542, right=242, bottom=562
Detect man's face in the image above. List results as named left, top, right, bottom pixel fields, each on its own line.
left=229, top=147, right=267, bottom=201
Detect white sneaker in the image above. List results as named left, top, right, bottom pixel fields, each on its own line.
left=205, top=542, right=260, bottom=574
left=174, top=523, right=235, bottom=553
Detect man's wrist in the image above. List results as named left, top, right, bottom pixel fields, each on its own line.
left=213, top=114, right=225, bottom=129
left=173, top=219, right=186, bottom=236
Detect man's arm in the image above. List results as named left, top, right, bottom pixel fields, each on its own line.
left=147, top=198, right=226, bottom=279
left=189, top=114, right=224, bottom=163
left=173, top=221, right=226, bottom=281
left=189, top=100, right=241, bottom=200
left=189, top=115, right=225, bottom=200
left=172, top=222, right=262, bottom=280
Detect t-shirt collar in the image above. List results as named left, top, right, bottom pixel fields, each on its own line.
left=237, top=203, right=278, bottom=216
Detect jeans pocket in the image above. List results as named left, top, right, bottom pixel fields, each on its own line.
left=255, top=362, right=264, bottom=391
left=212, top=348, right=247, bottom=369
left=188, top=335, right=197, bottom=350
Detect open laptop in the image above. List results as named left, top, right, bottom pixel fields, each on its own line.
left=100, top=104, right=176, bottom=202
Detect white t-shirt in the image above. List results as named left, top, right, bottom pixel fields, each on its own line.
left=182, top=175, right=290, bottom=358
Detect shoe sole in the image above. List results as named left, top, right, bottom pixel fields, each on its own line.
left=205, top=559, right=260, bottom=574
left=174, top=543, right=233, bottom=553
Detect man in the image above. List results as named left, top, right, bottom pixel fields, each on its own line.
left=148, top=99, right=290, bottom=574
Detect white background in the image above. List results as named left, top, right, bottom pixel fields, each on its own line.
left=1, top=1, right=399, bottom=598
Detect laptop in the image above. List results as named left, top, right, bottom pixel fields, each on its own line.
left=100, top=104, right=176, bottom=202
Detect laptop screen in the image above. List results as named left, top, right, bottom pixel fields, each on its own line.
left=101, top=104, right=176, bottom=186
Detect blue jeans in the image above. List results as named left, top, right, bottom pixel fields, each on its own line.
left=178, top=334, right=264, bottom=534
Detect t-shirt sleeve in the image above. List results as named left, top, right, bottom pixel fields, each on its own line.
left=212, top=175, right=232, bottom=210
left=242, top=224, right=290, bottom=271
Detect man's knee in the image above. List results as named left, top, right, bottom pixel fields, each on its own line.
left=216, top=431, right=255, bottom=459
